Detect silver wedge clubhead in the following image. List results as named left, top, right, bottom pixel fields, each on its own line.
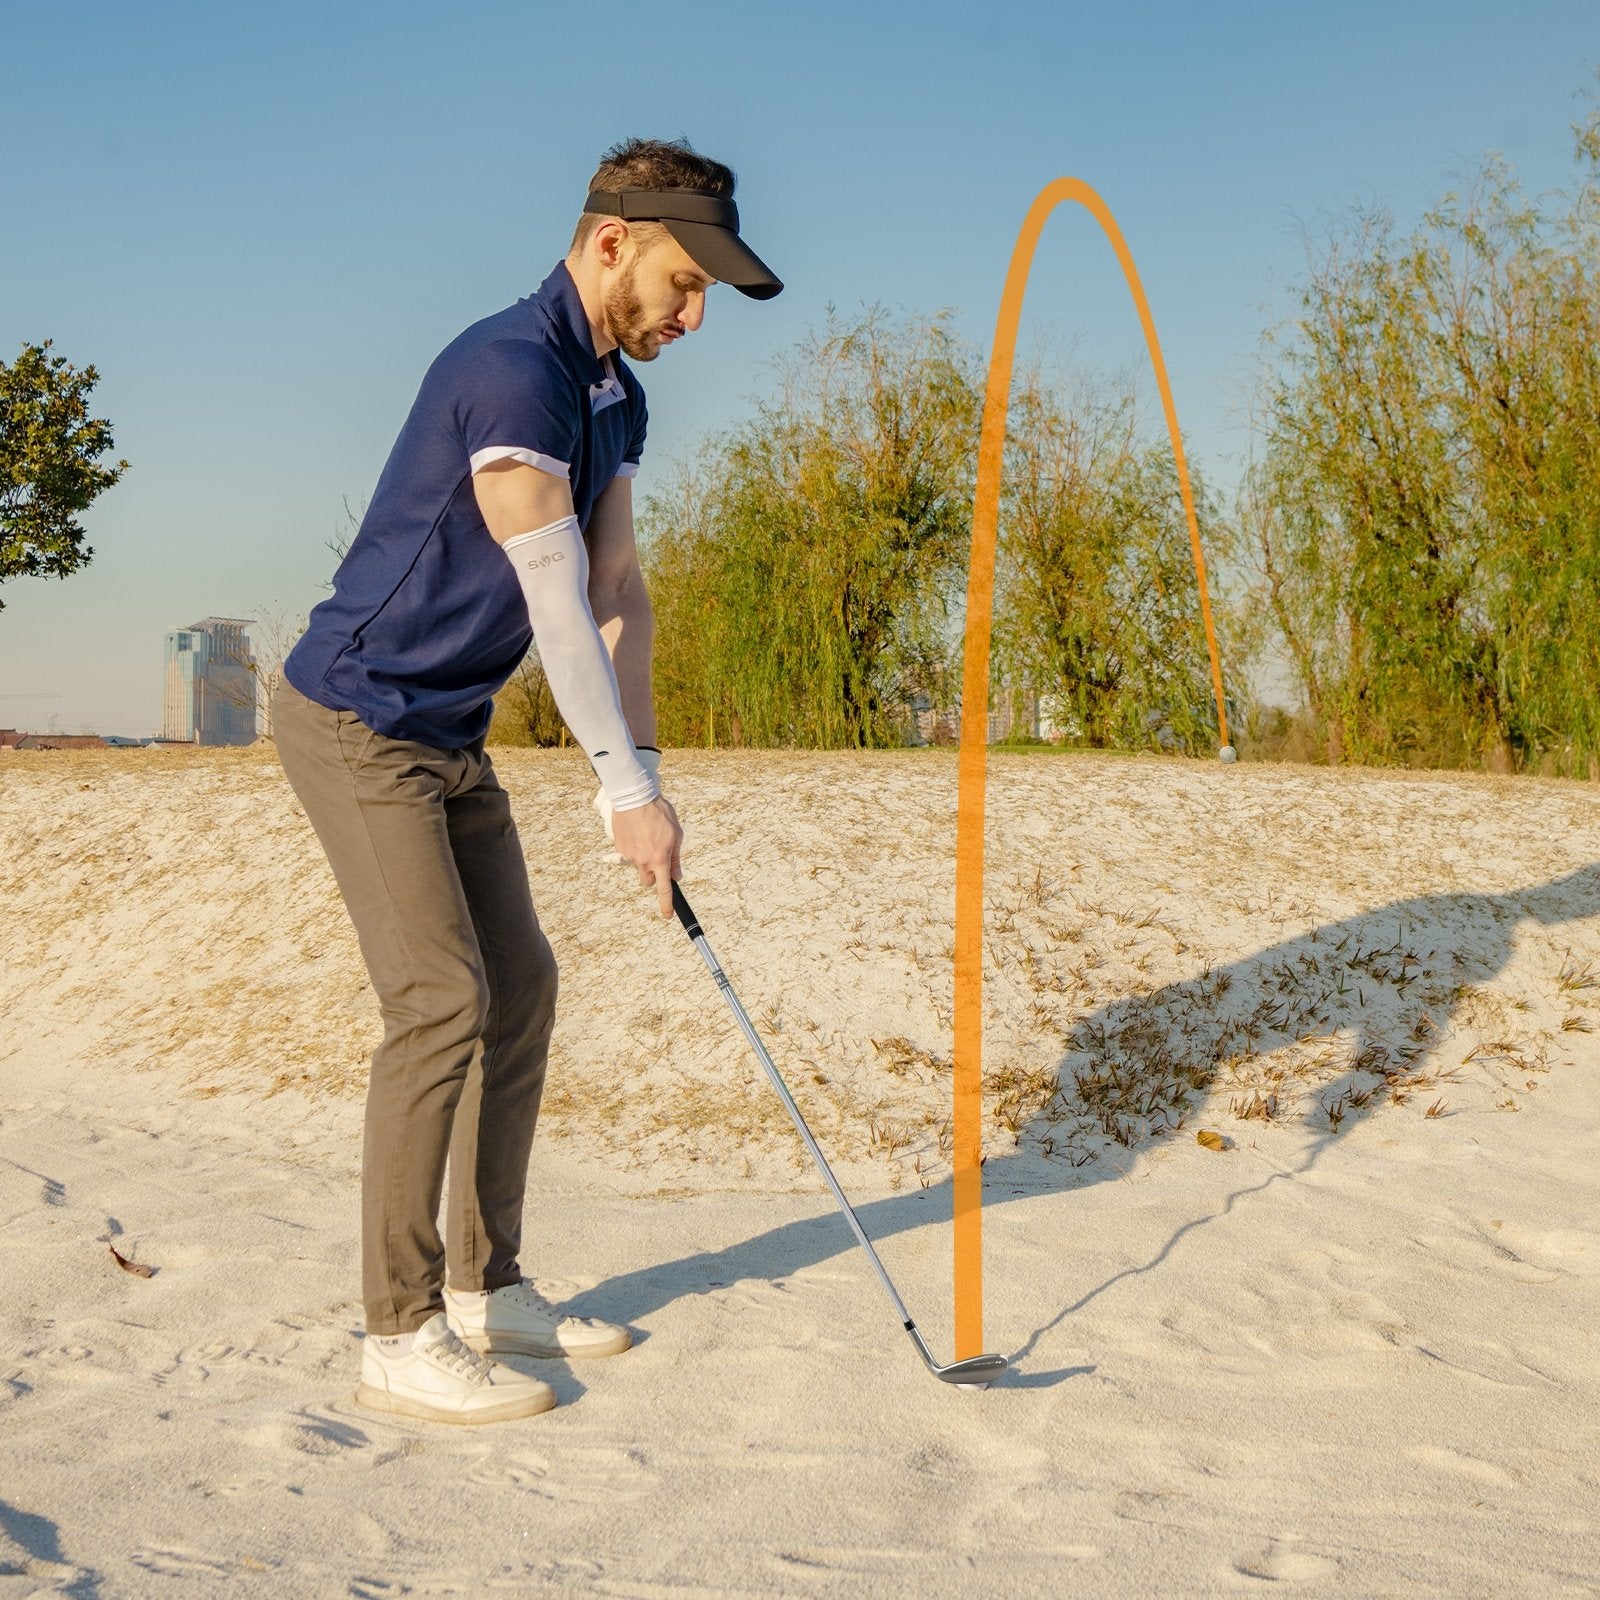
left=933, top=1353, right=1008, bottom=1389
left=908, top=1326, right=1008, bottom=1389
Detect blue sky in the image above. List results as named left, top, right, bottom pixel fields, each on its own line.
left=2, top=1, right=1595, bottom=735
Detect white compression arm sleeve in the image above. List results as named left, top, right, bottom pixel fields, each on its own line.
left=501, top=515, right=659, bottom=811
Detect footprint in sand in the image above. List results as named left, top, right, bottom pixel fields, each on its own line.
left=714, top=1279, right=800, bottom=1313
left=241, top=1408, right=371, bottom=1458
left=185, top=1338, right=292, bottom=1368
left=158, top=1341, right=290, bottom=1386
left=772, top=1544, right=1010, bottom=1579
left=1489, top=1225, right=1600, bottom=1279
left=26, top=1343, right=94, bottom=1367
left=20, top=1344, right=116, bottom=1389
left=466, top=1454, right=555, bottom=1496
left=1170, top=1248, right=1414, bottom=1361
left=131, top=1545, right=241, bottom=1579
left=172, top=1314, right=341, bottom=1378
left=529, top=1556, right=606, bottom=1587
left=1232, top=1535, right=1338, bottom=1582
left=347, top=1579, right=411, bottom=1599
left=207, top=1471, right=302, bottom=1499
left=1406, top=1445, right=1517, bottom=1486
left=531, top=1445, right=657, bottom=1504
left=1114, top=1488, right=1202, bottom=1531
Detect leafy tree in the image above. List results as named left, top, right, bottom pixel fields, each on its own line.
left=640, top=309, right=980, bottom=747
left=1245, top=88, right=1600, bottom=775
left=995, top=363, right=1235, bottom=751
left=0, top=341, right=127, bottom=611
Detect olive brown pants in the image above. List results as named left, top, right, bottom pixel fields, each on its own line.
left=273, top=678, right=558, bottom=1334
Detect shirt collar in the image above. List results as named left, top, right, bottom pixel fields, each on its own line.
left=533, top=260, right=605, bottom=385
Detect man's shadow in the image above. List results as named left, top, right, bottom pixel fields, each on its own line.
left=577, top=866, right=1598, bottom=1380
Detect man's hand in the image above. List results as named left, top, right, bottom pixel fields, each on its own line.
left=611, top=795, right=683, bottom=917
left=594, top=747, right=662, bottom=843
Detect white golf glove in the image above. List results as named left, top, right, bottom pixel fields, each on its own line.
left=592, top=745, right=661, bottom=843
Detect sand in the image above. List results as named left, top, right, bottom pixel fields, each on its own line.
left=2, top=745, right=1598, bottom=1597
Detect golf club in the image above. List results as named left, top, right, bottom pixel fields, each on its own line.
left=670, top=882, right=1008, bottom=1390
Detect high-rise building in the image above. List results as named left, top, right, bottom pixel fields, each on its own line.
left=162, top=618, right=257, bottom=745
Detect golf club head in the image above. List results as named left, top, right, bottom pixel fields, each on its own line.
left=933, top=1352, right=1008, bottom=1389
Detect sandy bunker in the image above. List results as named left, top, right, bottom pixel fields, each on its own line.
left=2, top=747, right=1597, bottom=1596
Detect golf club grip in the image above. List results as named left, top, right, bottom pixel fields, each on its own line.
left=670, top=880, right=701, bottom=939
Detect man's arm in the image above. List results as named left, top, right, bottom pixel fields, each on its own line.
left=472, top=456, right=576, bottom=544
left=473, top=459, right=681, bottom=916
left=584, top=474, right=657, bottom=750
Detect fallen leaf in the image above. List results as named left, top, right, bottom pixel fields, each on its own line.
left=1196, top=1129, right=1228, bottom=1151
left=109, top=1244, right=154, bottom=1278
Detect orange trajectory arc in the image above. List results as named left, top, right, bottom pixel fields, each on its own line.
left=952, top=179, right=1231, bottom=1358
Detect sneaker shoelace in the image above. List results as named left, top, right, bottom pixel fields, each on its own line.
left=502, top=1282, right=598, bottom=1329
left=503, top=1283, right=559, bottom=1316
left=425, top=1331, right=497, bottom=1383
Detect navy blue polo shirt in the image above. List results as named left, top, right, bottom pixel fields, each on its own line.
left=284, top=260, right=647, bottom=748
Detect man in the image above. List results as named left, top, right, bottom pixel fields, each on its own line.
left=273, top=138, right=782, bottom=1425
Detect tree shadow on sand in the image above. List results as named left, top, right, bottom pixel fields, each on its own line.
left=580, top=867, right=1598, bottom=1380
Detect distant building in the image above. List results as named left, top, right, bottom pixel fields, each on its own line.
left=1, top=726, right=194, bottom=751
left=162, top=618, right=257, bottom=745
left=14, top=733, right=114, bottom=750
left=904, top=686, right=1061, bottom=747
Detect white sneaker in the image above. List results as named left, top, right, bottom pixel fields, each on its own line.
left=355, top=1312, right=556, bottom=1425
left=445, top=1279, right=632, bottom=1359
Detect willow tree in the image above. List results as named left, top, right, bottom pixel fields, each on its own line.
left=1247, top=92, right=1600, bottom=774
left=993, top=366, right=1232, bottom=751
left=641, top=310, right=980, bottom=747
left=1444, top=126, right=1600, bottom=777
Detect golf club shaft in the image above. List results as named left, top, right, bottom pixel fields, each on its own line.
left=670, top=883, right=917, bottom=1333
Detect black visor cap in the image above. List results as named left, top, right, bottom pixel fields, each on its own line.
left=584, top=188, right=783, bottom=300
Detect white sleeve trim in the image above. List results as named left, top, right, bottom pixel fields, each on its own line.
left=470, top=446, right=571, bottom=479
left=614, top=462, right=640, bottom=479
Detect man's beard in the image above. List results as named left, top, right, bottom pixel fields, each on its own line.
left=603, top=261, right=661, bottom=362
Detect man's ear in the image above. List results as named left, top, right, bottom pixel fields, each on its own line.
left=592, top=219, right=629, bottom=269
